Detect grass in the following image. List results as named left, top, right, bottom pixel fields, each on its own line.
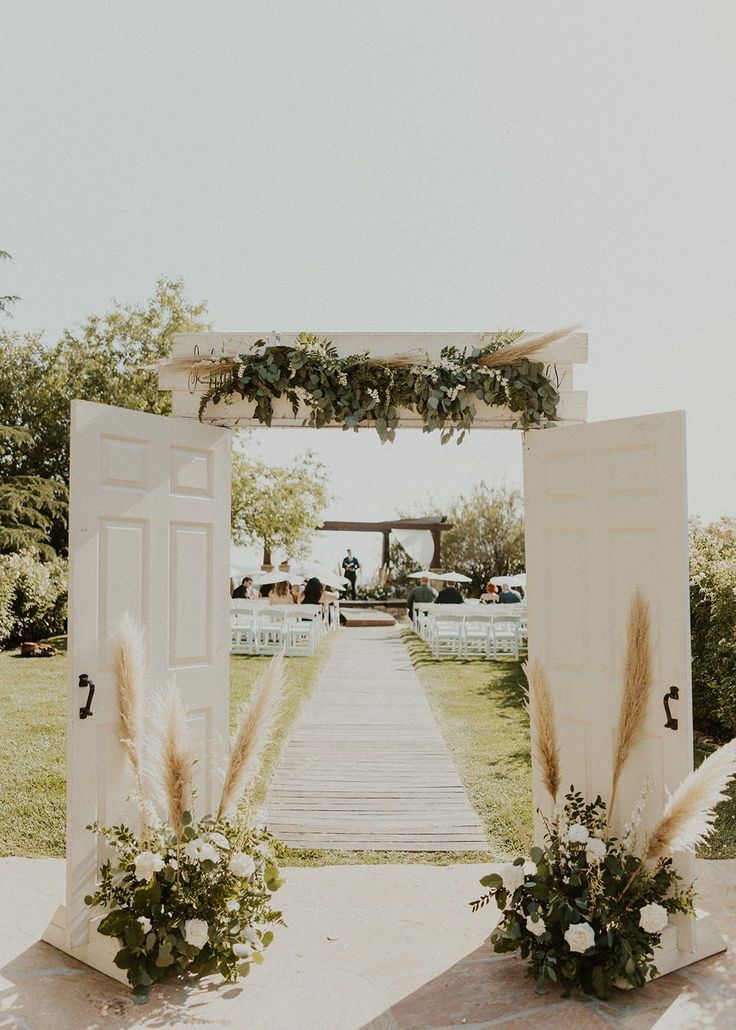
left=0, top=637, right=331, bottom=858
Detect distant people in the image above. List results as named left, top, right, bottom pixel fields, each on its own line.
left=232, top=576, right=255, bottom=599
left=499, top=582, right=522, bottom=604
left=480, top=582, right=499, bottom=604
left=435, top=584, right=464, bottom=604
left=342, top=548, right=360, bottom=600
left=269, top=579, right=294, bottom=605
left=406, top=576, right=437, bottom=619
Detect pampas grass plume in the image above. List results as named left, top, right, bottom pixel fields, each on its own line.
left=217, top=654, right=285, bottom=818
left=152, top=685, right=195, bottom=835
left=645, top=738, right=736, bottom=860
left=609, top=591, right=652, bottom=823
left=524, top=659, right=560, bottom=802
left=114, top=614, right=145, bottom=782
left=478, top=326, right=580, bottom=367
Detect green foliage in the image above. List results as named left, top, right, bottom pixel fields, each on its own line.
left=200, top=333, right=560, bottom=441
left=231, top=447, right=330, bottom=562
left=0, top=551, right=68, bottom=644
left=0, top=278, right=209, bottom=552
left=386, top=540, right=422, bottom=595
left=690, top=517, right=736, bottom=739
left=0, top=427, right=67, bottom=558
left=0, top=249, right=19, bottom=316
left=86, top=814, right=283, bottom=996
left=471, top=791, right=695, bottom=999
left=442, top=483, right=525, bottom=595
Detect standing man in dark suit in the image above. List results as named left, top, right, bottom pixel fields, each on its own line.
left=342, top=548, right=360, bottom=600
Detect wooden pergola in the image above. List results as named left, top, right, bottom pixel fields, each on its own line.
left=316, top=515, right=453, bottom=570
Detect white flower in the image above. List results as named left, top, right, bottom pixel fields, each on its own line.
left=499, top=862, right=525, bottom=895
left=133, top=851, right=165, bottom=882
left=567, top=823, right=590, bottom=845
left=639, top=903, right=669, bottom=935
left=226, top=899, right=240, bottom=913
left=184, top=838, right=220, bottom=864
left=232, top=942, right=251, bottom=959
left=229, top=852, right=256, bottom=878
left=137, top=916, right=152, bottom=934
left=585, top=837, right=607, bottom=864
left=169, top=859, right=178, bottom=870
left=184, top=918, right=209, bottom=949
left=564, top=922, right=596, bottom=954
left=209, top=832, right=230, bottom=849
left=526, top=915, right=546, bottom=937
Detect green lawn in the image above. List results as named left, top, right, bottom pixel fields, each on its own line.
left=0, top=640, right=331, bottom=858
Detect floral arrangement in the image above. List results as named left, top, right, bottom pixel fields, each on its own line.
left=472, top=592, right=736, bottom=999
left=188, top=329, right=576, bottom=441
left=86, top=617, right=285, bottom=998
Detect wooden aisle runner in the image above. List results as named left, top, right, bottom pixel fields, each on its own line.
left=264, top=626, right=487, bottom=851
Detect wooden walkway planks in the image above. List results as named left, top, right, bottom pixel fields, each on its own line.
left=264, top=626, right=487, bottom=851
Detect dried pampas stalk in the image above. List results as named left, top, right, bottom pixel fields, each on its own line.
left=477, top=326, right=580, bottom=368
left=217, top=654, right=285, bottom=819
left=152, top=685, right=195, bottom=835
left=114, top=615, right=145, bottom=783
left=609, top=591, right=652, bottom=825
left=645, top=739, right=736, bottom=860
left=524, top=660, right=560, bottom=802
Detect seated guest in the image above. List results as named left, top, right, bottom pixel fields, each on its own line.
left=499, top=582, right=522, bottom=604
left=300, top=576, right=339, bottom=607
left=232, top=576, right=255, bottom=599
left=435, top=584, right=464, bottom=604
left=269, top=579, right=294, bottom=604
left=406, top=576, right=437, bottom=619
left=480, top=582, right=499, bottom=604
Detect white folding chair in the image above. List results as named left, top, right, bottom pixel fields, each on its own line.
left=463, top=614, right=494, bottom=658
left=230, top=607, right=257, bottom=654
left=256, top=608, right=286, bottom=655
left=430, top=612, right=466, bottom=658
left=284, top=609, right=319, bottom=656
left=492, top=614, right=521, bottom=659
left=413, top=602, right=435, bottom=639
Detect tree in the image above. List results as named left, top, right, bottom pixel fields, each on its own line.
left=0, top=250, right=19, bottom=315
left=231, top=449, right=330, bottom=566
left=0, top=277, right=209, bottom=552
left=441, top=483, right=525, bottom=594
left=0, top=427, right=67, bottom=559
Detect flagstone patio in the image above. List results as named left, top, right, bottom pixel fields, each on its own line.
left=1, top=857, right=734, bottom=1029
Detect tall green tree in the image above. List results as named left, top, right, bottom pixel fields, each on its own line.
left=231, top=449, right=330, bottom=566
left=441, top=483, right=525, bottom=594
left=0, top=277, right=209, bottom=552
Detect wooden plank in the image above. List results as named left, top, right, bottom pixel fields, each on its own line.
left=262, top=625, right=487, bottom=852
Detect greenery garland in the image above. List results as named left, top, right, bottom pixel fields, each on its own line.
left=198, top=332, right=561, bottom=442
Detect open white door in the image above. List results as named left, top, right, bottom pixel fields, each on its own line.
left=523, top=410, right=724, bottom=976
left=43, top=400, right=232, bottom=983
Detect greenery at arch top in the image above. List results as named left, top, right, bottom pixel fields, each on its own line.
left=198, top=332, right=561, bottom=443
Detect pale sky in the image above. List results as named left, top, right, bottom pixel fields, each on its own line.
left=4, top=2, right=736, bottom=573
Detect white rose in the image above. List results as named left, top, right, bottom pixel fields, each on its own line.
left=184, top=838, right=221, bottom=864
left=137, top=916, right=152, bottom=934
left=585, top=837, right=607, bottom=864
left=226, top=899, right=240, bottom=913
left=184, top=918, right=209, bottom=949
left=567, top=823, right=590, bottom=845
left=564, top=922, right=596, bottom=954
left=499, top=862, right=525, bottom=895
left=133, top=851, right=165, bottom=882
left=526, top=915, right=546, bottom=938
left=232, top=942, right=251, bottom=959
left=229, top=852, right=256, bottom=878
left=639, top=903, right=669, bottom=935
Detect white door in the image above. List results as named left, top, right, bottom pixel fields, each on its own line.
left=59, top=400, right=231, bottom=956
left=523, top=411, right=698, bottom=957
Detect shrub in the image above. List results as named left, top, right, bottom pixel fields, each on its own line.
left=690, top=518, right=736, bottom=739
left=0, top=551, right=68, bottom=645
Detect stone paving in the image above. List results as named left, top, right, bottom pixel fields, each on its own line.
left=1, top=857, right=734, bottom=1029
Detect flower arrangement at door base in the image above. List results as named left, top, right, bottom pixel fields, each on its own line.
left=86, top=616, right=285, bottom=998
left=472, top=592, right=736, bottom=1000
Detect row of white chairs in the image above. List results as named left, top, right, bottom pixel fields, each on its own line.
left=412, top=603, right=527, bottom=660
left=230, top=601, right=337, bottom=657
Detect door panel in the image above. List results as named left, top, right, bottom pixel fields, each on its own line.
left=523, top=411, right=694, bottom=952
left=65, top=400, right=231, bottom=948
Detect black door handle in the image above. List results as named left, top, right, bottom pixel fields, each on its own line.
left=663, top=685, right=679, bottom=730
left=79, top=673, right=95, bottom=719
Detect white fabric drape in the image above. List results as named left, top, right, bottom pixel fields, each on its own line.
left=392, top=529, right=435, bottom=569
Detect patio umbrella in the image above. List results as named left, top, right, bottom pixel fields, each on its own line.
left=407, top=570, right=434, bottom=579
left=437, top=570, right=472, bottom=583
left=292, top=561, right=349, bottom=589
left=489, top=574, right=526, bottom=588
left=254, top=570, right=304, bottom=587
